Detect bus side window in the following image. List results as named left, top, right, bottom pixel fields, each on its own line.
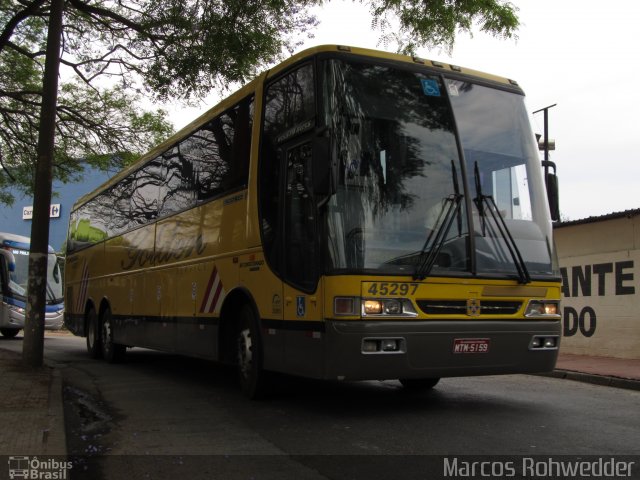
left=260, top=63, right=316, bottom=281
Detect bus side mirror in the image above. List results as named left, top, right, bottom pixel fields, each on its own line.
left=0, top=249, right=15, bottom=290
left=312, top=135, right=332, bottom=197
left=0, top=249, right=16, bottom=272
left=546, top=172, right=560, bottom=222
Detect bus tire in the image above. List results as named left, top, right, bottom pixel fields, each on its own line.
left=0, top=328, right=20, bottom=338
left=237, top=304, right=268, bottom=399
left=86, top=306, right=103, bottom=359
left=101, top=307, right=125, bottom=363
left=399, top=378, right=440, bottom=391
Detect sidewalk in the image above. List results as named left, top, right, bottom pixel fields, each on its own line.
left=546, top=353, right=640, bottom=390
left=0, top=343, right=638, bottom=459
left=0, top=346, right=66, bottom=457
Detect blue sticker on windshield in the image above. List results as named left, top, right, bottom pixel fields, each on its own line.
left=421, top=79, right=441, bottom=97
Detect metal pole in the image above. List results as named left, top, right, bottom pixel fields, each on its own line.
left=532, top=104, right=557, bottom=192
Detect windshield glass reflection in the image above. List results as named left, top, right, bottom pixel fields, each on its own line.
left=6, top=248, right=63, bottom=303
left=446, top=80, right=555, bottom=276
left=321, top=58, right=470, bottom=274
left=320, top=58, right=556, bottom=279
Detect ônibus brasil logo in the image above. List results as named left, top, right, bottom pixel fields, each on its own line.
left=8, top=456, right=72, bottom=480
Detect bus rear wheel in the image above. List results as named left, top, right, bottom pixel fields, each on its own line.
left=399, top=378, right=440, bottom=391
left=0, top=328, right=20, bottom=338
left=101, top=307, right=125, bottom=363
left=237, top=305, right=268, bottom=399
left=86, top=306, right=103, bottom=359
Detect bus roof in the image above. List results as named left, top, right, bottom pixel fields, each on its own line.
left=0, top=232, right=55, bottom=253
left=266, top=44, right=518, bottom=86
left=71, top=44, right=521, bottom=211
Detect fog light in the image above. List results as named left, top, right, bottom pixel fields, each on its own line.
left=530, top=335, right=559, bottom=350
left=381, top=339, right=399, bottom=352
left=363, top=300, right=383, bottom=315
left=362, top=340, right=379, bottom=353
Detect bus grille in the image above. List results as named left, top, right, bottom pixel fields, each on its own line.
left=416, top=300, right=522, bottom=315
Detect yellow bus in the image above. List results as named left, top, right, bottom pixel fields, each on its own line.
left=64, top=45, right=562, bottom=398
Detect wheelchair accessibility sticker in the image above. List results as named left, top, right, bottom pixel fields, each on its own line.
left=421, top=78, right=441, bottom=97
left=296, top=296, right=306, bottom=317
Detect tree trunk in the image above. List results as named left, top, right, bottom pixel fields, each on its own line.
left=22, top=0, right=64, bottom=368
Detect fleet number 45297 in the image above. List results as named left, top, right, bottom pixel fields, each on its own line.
left=366, top=282, right=419, bottom=296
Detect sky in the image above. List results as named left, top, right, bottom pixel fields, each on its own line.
left=169, top=0, right=640, bottom=221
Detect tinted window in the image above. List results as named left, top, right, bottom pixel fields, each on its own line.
left=160, top=95, right=253, bottom=211
left=159, top=145, right=196, bottom=216
left=260, top=63, right=316, bottom=281
left=130, top=157, right=163, bottom=225
left=264, top=64, right=315, bottom=144
left=69, top=95, right=254, bottom=252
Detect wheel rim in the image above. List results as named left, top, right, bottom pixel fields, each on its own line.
left=238, top=328, right=253, bottom=379
left=102, top=315, right=112, bottom=355
left=87, top=316, right=96, bottom=348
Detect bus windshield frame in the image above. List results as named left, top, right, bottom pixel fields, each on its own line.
left=316, top=54, right=557, bottom=282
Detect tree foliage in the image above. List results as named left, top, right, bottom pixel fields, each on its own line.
left=368, top=0, right=519, bottom=54
left=0, top=0, right=519, bottom=204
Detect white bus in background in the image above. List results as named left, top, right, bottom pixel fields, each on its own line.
left=0, top=232, right=64, bottom=338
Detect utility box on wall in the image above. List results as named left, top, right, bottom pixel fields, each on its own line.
left=554, top=209, right=640, bottom=360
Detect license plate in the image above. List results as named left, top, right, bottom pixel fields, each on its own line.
left=453, top=338, right=490, bottom=354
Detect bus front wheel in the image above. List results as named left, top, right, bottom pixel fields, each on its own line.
left=399, top=378, right=440, bottom=391
left=86, top=306, right=103, bottom=359
left=237, top=305, right=268, bottom=399
left=0, top=328, right=20, bottom=338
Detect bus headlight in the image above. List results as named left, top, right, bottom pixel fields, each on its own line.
left=5, top=303, right=25, bottom=315
left=384, top=299, right=402, bottom=314
left=363, top=300, right=383, bottom=315
left=334, top=297, right=418, bottom=317
left=525, top=300, right=560, bottom=318
left=362, top=298, right=417, bottom=317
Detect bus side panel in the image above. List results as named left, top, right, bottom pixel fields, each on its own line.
left=174, top=261, right=217, bottom=359
left=114, top=272, right=144, bottom=347
left=236, top=249, right=285, bottom=372
left=64, top=242, right=106, bottom=335
left=279, top=281, right=326, bottom=378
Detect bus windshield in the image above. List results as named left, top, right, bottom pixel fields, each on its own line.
left=320, top=57, right=555, bottom=279
left=5, top=248, right=63, bottom=303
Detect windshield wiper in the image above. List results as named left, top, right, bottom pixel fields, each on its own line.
left=473, top=162, right=531, bottom=284
left=414, top=161, right=463, bottom=281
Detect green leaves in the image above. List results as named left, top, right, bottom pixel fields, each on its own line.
left=368, top=0, right=519, bottom=54
left=140, top=0, right=319, bottom=99
left=0, top=0, right=520, bottom=204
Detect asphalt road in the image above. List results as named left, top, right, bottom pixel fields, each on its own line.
left=2, top=333, right=639, bottom=480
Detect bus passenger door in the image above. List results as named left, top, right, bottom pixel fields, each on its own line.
left=282, top=283, right=325, bottom=378
left=281, top=139, right=325, bottom=378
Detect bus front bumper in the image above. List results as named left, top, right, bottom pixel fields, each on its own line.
left=322, top=319, right=561, bottom=381
left=0, top=301, right=64, bottom=331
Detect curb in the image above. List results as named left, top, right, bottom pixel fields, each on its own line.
left=45, top=366, right=67, bottom=455
left=539, top=370, right=640, bottom=391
